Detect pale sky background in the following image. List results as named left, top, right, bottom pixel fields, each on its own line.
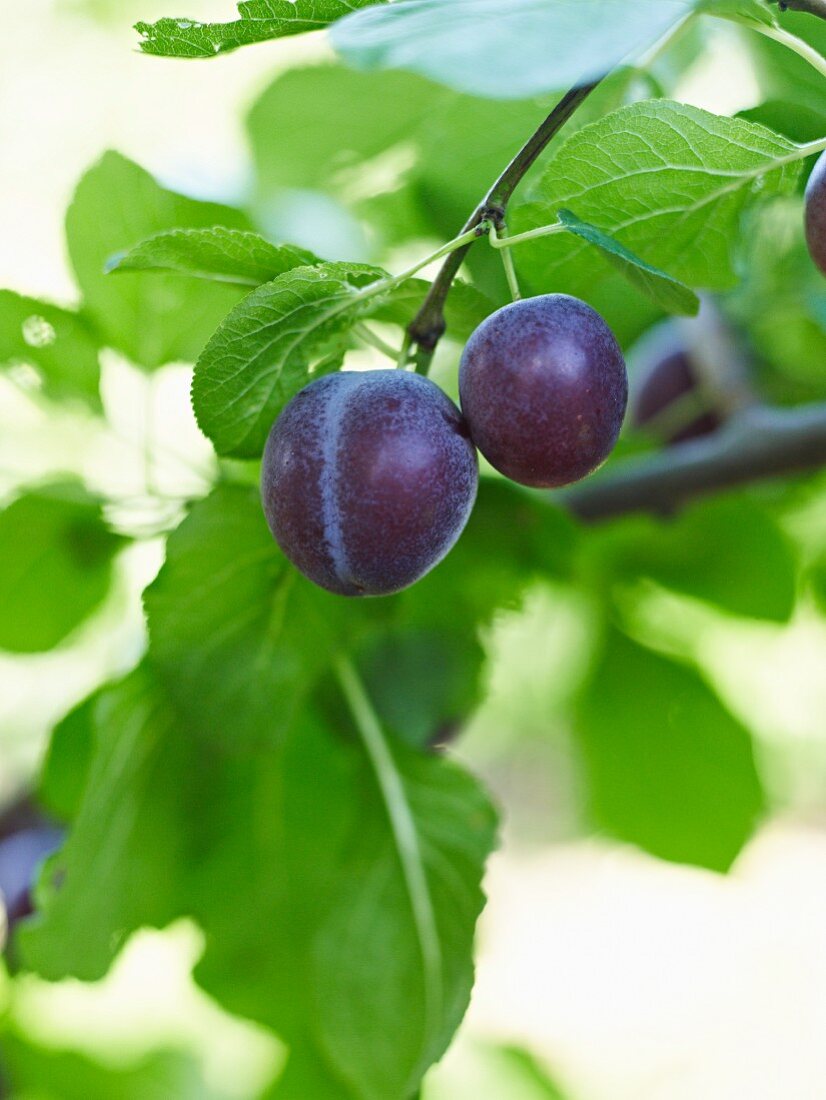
left=1, top=4, right=826, bottom=1099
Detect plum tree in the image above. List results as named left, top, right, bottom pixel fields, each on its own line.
left=633, top=345, right=723, bottom=445
left=458, top=294, right=628, bottom=488
left=261, top=370, right=478, bottom=596
left=805, top=150, right=826, bottom=277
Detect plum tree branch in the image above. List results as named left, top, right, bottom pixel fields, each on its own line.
left=559, top=402, right=826, bottom=520
left=774, top=0, right=826, bottom=19
left=406, top=81, right=600, bottom=371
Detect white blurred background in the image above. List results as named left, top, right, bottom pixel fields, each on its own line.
left=1, top=3, right=826, bottom=1098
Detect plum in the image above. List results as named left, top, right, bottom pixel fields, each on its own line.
left=633, top=346, right=722, bottom=444
left=261, top=370, right=478, bottom=596
left=459, top=294, right=627, bottom=488
left=0, top=826, right=62, bottom=931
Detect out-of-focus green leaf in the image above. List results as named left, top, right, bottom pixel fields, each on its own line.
left=0, top=485, right=123, bottom=653
left=264, top=1050, right=352, bottom=1099
left=19, top=669, right=184, bottom=980
left=67, top=152, right=249, bottom=370
left=811, top=555, right=826, bottom=615
left=247, top=65, right=444, bottom=197
left=191, top=263, right=388, bottom=457
left=38, top=693, right=98, bottom=822
left=738, top=100, right=826, bottom=145
left=513, top=102, right=802, bottom=307
left=0, top=1030, right=219, bottom=1100
left=311, top=743, right=497, bottom=1100
left=23, top=664, right=496, bottom=1100
left=725, top=197, right=826, bottom=404
left=107, top=227, right=318, bottom=286
left=700, top=0, right=775, bottom=24
left=746, top=10, right=826, bottom=128
left=425, top=1042, right=571, bottom=1100
left=356, top=628, right=484, bottom=750
left=136, top=0, right=387, bottom=57
left=0, top=291, right=101, bottom=407
left=144, top=484, right=349, bottom=746
left=554, top=210, right=700, bottom=315
left=590, top=496, right=797, bottom=621
left=576, top=627, right=765, bottom=871
left=332, top=0, right=697, bottom=99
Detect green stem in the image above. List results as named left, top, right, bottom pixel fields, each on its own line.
left=333, top=656, right=443, bottom=1040
left=751, top=21, right=826, bottom=78
left=354, top=324, right=402, bottom=362
left=488, top=220, right=565, bottom=250
left=396, top=331, right=413, bottom=370
left=389, top=228, right=482, bottom=286
left=489, top=224, right=523, bottom=300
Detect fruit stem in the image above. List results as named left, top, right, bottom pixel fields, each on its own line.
left=406, top=81, right=601, bottom=372
left=488, top=223, right=523, bottom=300
left=487, top=220, right=566, bottom=250
left=354, top=323, right=403, bottom=362
left=333, top=655, right=443, bottom=1041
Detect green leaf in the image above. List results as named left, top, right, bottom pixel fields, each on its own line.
left=513, top=101, right=802, bottom=301
left=739, top=99, right=826, bottom=144
left=247, top=64, right=445, bottom=197
left=107, top=227, right=318, bottom=287
left=590, top=497, right=797, bottom=621
left=332, top=0, right=697, bottom=100
left=426, top=1042, right=571, bottom=1100
left=312, top=730, right=497, bottom=1099
left=136, top=0, right=388, bottom=57
left=191, top=262, right=389, bottom=458
left=0, top=484, right=123, bottom=653
left=144, top=484, right=349, bottom=746
left=67, top=151, right=250, bottom=370
left=39, top=692, right=98, bottom=822
left=0, top=291, right=101, bottom=407
left=555, top=210, right=700, bottom=315
left=23, top=667, right=496, bottom=1100
left=576, top=628, right=765, bottom=871
left=353, top=482, right=578, bottom=749
left=19, top=669, right=184, bottom=980
left=746, top=10, right=826, bottom=128
left=0, top=1030, right=218, bottom=1100
left=699, top=0, right=776, bottom=24
left=356, top=628, right=484, bottom=751
left=725, top=197, right=826, bottom=403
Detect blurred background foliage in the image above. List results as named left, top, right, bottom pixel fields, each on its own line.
left=0, top=2, right=825, bottom=1098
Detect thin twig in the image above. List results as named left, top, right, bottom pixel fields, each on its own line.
left=407, top=81, right=600, bottom=371
left=559, top=402, right=826, bottom=520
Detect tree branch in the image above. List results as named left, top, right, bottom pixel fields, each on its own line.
left=559, top=403, right=826, bottom=520
left=407, top=81, right=600, bottom=371
left=775, top=0, right=826, bottom=19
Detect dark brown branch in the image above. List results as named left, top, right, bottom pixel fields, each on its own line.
left=407, top=81, right=600, bottom=372
left=775, top=0, right=826, bottom=19
left=559, top=403, right=826, bottom=521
